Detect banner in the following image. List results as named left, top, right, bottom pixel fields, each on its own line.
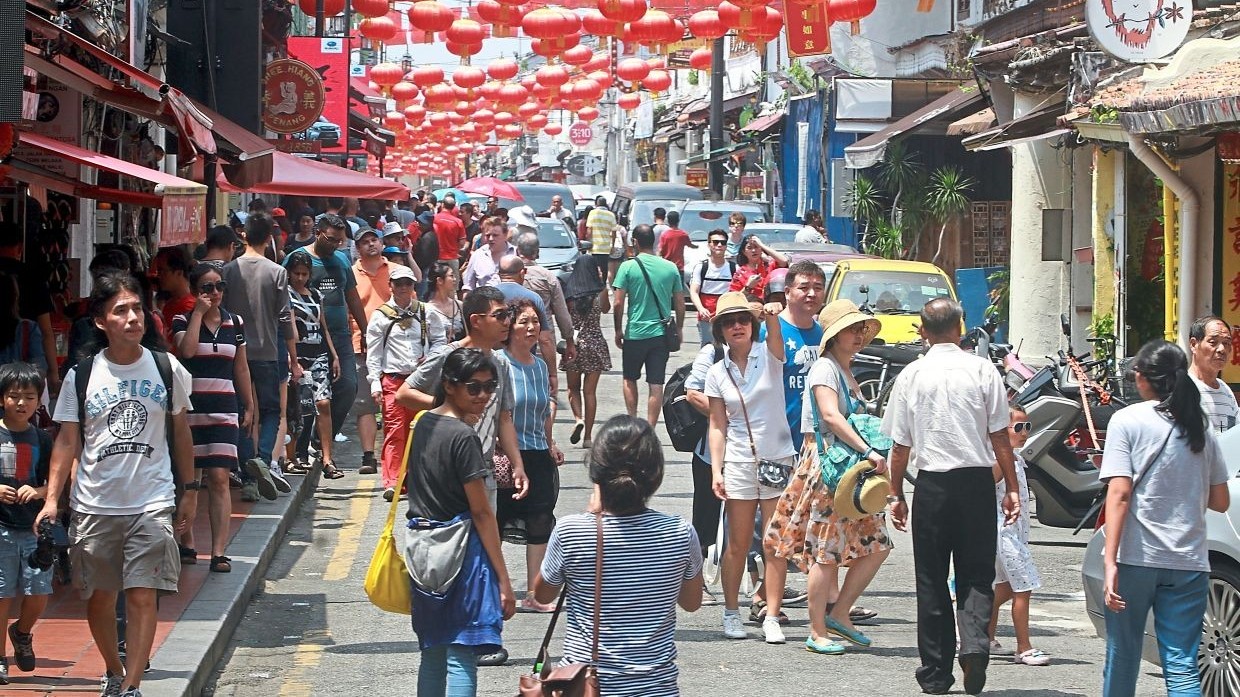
left=1222, top=163, right=1240, bottom=384
left=160, top=192, right=206, bottom=246
left=786, top=2, right=831, bottom=58
left=287, top=36, right=350, bottom=153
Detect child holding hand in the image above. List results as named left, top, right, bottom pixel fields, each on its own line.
left=988, top=404, right=1050, bottom=666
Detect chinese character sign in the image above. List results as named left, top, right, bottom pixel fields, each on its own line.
left=786, top=1, right=831, bottom=58
left=1223, top=163, right=1240, bottom=383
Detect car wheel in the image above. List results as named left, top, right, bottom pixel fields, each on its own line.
left=1200, top=561, right=1240, bottom=696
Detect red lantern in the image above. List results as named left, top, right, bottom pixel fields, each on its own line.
left=581, top=9, right=622, bottom=37
left=518, top=102, right=542, bottom=119
left=615, top=57, right=650, bottom=83
left=429, top=113, right=451, bottom=128
left=573, top=78, right=602, bottom=101
left=445, top=42, right=482, bottom=58
left=407, top=1, right=455, bottom=32
left=587, top=69, right=612, bottom=86
left=423, top=84, right=456, bottom=109
left=642, top=70, right=671, bottom=93
left=370, top=62, right=405, bottom=88
left=391, top=81, right=419, bottom=103
left=479, top=80, right=503, bottom=100
left=487, top=60, right=518, bottom=82
left=359, top=16, right=399, bottom=41
left=688, top=9, right=726, bottom=39
left=629, top=10, right=679, bottom=51
left=544, top=124, right=563, bottom=136
left=474, top=109, right=495, bottom=125
left=829, top=0, right=877, bottom=31
left=747, top=5, right=783, bottom=41
left=522, top=7, right=565, bottom=38
left=403, top=104, right=427, bottom=123
left=617, top=93, right=641, bottom=110
left=476, top=1, right=525, bottom=36
left=598, top=0, right=645, bottom=23
left=577, top=106, right=600, bottom=121
left=536, top=65, right=570, bottom=89
left=647, top=57, right=666, bottom=70
left=527, top=114, right=548, bottom=129
left=717, top=1, right=755, bottom=31
left=353, top=0, right=389, bottom=18
left=584, top=54, right=611, bottom=72
left=384, top=111, right=406, bottom=129
left=454, top=100, right=477, bottom=116
left=446, top=18, right=486, bottom=45
left=452, top=66, right=486, bottom=89
left=562, top=45, right=594, bottom=66
left=297, top=0, right=344, bottom=16
left=494, top=112, right=515, bottom=127
left=410, top=65, right=444, bottom=88
left=689, top=46, right=713, bottom=71
left=498, top=83, right=529, bottom=106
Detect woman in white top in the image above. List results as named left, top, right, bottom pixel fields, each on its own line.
left=704, top=291, right=792, bottom=640
left=425, top=262, right=465, bottom=341
left=1186, top=314, right=1237, bottom=433
left=1100, top=339, right=1230, bottom=696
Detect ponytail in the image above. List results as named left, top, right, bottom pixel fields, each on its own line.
left=1133, top=340, right=1207, bottom=453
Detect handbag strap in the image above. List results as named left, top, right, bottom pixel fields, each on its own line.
left=633, top=255, right=671, bottom=325
left=387, top=410, right=429, bottom=530
left=530, top=512, right=604, bottom=672
left=723, top=358, right=760, bottom=464
left=1130, top=423, right=1176, bottom=492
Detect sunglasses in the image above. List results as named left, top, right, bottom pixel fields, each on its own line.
left=718, top=313, right=751, bottom=327
left=489, top=307, right=515, bottom=321
left=708, top=239, right=727, bottom=246
left=1012, top=421, right=1032, bottom=433
left=199, top=281, right=227, bottom=294
left=456, top=379, right=499, bottom=396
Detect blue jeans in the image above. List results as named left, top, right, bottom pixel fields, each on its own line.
left=417, top=644, right=477, bottom=697
left=328, top=331, right=357, bottom=437
left=1103, top=564, right=1207, bottom=697
left=238, top=360, right=282, bottom=465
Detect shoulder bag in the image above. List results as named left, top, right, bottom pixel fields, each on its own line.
left=812, top=363, right=893, bottom=492
left=1078, top=425, right=1175, bottom=533
left=633, top=256, right=681, bottom=353
left=725, top=359, right=791, bottom=490
left=519, top=513, right=603, bottom=697
left=364, top=411, right=430, bottom=614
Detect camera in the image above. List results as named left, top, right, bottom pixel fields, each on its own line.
left=28, top=518, right=55, bottom=571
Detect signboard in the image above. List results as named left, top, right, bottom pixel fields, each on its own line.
left=739, top=174, right=763, bottom=198
left=569, top=122, right=594, bottom=146
left=667, top=36, right=708, bottom=69
left=685, top=167, right=708, bottom=188
left=1221, top=163, right=1240, bottom=385
left=786, top=2, right=832, bottom=58
left=1085, top=0, right=1188, bottom=62
left=160, top=192, right=206, bottom=246
left=288, top=37, right=350, bottom=151
left=269, top=138, right=322, bottom=155
left=262, top=58, right=326, bottom=135
left=566, top=154, right=604, bottom=177
left=14, top=79, right=81, bottom=178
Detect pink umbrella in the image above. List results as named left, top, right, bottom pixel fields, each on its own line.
left=457, top=176, right=524, bottom=201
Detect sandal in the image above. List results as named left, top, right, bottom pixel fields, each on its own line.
left=179, top=545, right=197, bottom=564
left=285, top=459, right=311, bottom=474
left=322, top=462, right=346, bottom=480
left=209, top=556, right=232, bottom=573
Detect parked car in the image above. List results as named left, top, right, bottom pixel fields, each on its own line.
left=303, top=116, right=341, bottom=145
left=678, top=200, right=767, bottom=279
left=530, top=216, right=580, bottom=271
left=1082, top=425, right=1240, bottom=696
left=612, top=182, right=704, bottom=227
left=826, top=258, right=957, bottom=344
left=778, top=242, right=871, bottom=279
left=570, top=184, right=611, bottom=216
left=497, top=182, right=577, bottom=223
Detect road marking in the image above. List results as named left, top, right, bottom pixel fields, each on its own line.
left=277, top=631, right=329, bottom=697
left=323, top=478, right=376, bottom=581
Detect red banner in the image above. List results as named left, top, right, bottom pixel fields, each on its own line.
left=287, top=36, right=350, bottom=153
left=161, top=193, right=206, bottom=247
left=786, top=1, right=831, bottom=58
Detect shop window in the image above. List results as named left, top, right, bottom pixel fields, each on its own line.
left=971, top=201, right=1010, bottom=267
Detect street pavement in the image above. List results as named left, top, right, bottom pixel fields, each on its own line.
left=193, top=314, right=1178, bottom=697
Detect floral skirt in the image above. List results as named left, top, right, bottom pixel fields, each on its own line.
left=764, top=443, right=893, bottom=570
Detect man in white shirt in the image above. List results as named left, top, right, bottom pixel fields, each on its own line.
left=689, top=229, right=736, bottom=345
left=365, top=265, right=448, bottom=501
left=794, top=209, right=827, bottom=244
left=881, top=298, right=1020, bottom=696
left=1187, top=314, right=1238, bottom=433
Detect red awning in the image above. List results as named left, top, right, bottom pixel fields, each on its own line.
left=190, top=100, right=276, bottom=189
left=216, top=151, right=409, bottom=199
left=8, top=132, right=207, bottom=246
left=739, top=110, right=785, bottom=135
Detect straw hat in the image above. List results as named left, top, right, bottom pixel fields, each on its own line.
left=817, top=299, right=881, bottom=351
left=712, top=292, right=758, bottom=322
left=834, top=462, right=892, bottom=520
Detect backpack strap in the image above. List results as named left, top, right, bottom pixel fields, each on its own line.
left=151, top=349, right=184, bottom=486
left=74, top=353, right=94, bottom=446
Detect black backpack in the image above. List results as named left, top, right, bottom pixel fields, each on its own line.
left=661, top=346, right=722, bottom=453
left=413, top=227, right=440, bottom=271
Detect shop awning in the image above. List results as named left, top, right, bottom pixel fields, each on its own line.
left=844, top=87, right=985, bottom=169
left=739, top=110, right=785, bottom=135
left=684, top=141, right=756, bottom=165
left=24, top=12, right=216, bottom=160
left=678, top=91, right=759, bottom=124
left=962, top=106, right=1069, bottom=151
left=8, top=132, right=207, bottom=246
left=189, top=100, right=276, bottom=189
left=216, top=151, right=408, bottom=199
left=947, top=108, right=995, bottom=136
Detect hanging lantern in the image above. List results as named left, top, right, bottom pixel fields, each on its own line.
left=573, top=78, right=602, bottom=102
left=544, top=123, right=563, bottom=136
left=423, top=84, right=457, bottom=109
left=617, top=93, right=641, bottom=110
left=687, top=9, right=726, bottom=39
left=587, top=69, right=612, bottom=86
left=359, top=16, right=399, bottom=41
left=494, top=112, right=516, bottom=127
left=518, top=102, right=542, bottom=119
left=407, top=1, right=455, bottom=32
left=581, top=9, right=622, bottom=37
left=452, top=66, right=486, bottom=89
left=828, top=0, right=877, bottom=32
left=474, top=109, right=496, bottom=125
left=446, top=18, right=486, bottom=45
left=532, top=34, right=580, bottom=58
left=487, top=58, right=519, bottom=81
left=297, top=0, right=345, bottom=16
left=577, top=106, right=600, bottom=121
left=527, top=114, right=548, bottom=129
left=455, top=100, right=477, bottom=116
left=391, top=81, right=419, bottom=104
left=353, top=0, right=390, bottom=18
left=646, top=57, right=666, bottom=70
left=562, top=45, right=594, bottom=66
left=536, top=65, right=570, bottom=90
left=598, top=0, right=645, bottom=23
left=745, top=5, right=783, bottom=42
left=476, top=0, right=526, bottom=37
left=615, top=57, right=651, bottom=83
left=384, top=111, right=407, bottom=130
left=429, top=112, right=451, bottom=128
left=689, top=46, right=712, bottom=71
left=445, top=41, right=483, bottom=59
left=629, top=10, right=679, bottom=52
left=717, top=1, right=755, bottom=31
left=497, top=83, right=529, bottom=107
left=642, top=70, right=671, bottom=93
left=479, top=80, right=503, bottom=101
left=403, top=104, right=427, bottom=123
left=370, top=62, right=405, bottom=88
left=522, top=7, right=566, bottom=39
left=410, top=65, right=444, bottom=88
left=584, top=53, right=611, bottom=72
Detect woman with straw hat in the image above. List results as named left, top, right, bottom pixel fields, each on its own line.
left=703, top=291, right=792, bottom=642
left=764, top=299, right=894, bottom=655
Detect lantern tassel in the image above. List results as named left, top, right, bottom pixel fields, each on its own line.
left=850, top=20, right=860, bottom=35
left=917, top=0, right=935, bottom=10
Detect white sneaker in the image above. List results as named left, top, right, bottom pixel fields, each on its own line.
left=269, top=465, right=292, bottom=494
left=334, top=433, right=348, bottom=443
left=722, top=612, right=747, bottom=639
left=762, top=617, right=786, bottom=644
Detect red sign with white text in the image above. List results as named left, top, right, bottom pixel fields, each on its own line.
left=161, top=193, right=206, bottom=246
left=287, top=36, right=350, bottom=152
left=786, top=1, right=832, bottom=58
left=569, top=122, right=594, bottom=146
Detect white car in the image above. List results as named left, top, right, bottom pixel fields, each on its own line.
left=1081, top=425, right=1240, bottom=695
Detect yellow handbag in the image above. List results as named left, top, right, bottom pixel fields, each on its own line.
left=364, top=411, right=426, bottom=615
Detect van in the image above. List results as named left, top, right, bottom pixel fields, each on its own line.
left=612, top=182, right=704, bottom=227
left=497, top=182, right=576, bottom=220
left=827, top=258, right=958, bottom=344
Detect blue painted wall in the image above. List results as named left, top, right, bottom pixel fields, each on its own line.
left=780, top=92, right=824, bottom=228
left=825, top=101, right=858, bottom=248
left=955, top=265, right=1008, bottom=341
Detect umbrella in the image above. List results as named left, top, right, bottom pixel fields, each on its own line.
left=457, top=176, right=524, bottom=201
left=432, top=187, right=469, bottom=203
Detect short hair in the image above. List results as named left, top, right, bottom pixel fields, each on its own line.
left=326, top=197, right=345, bottom=210
left=653, top=207, right=666, bottom=219
left=1189, top=315, right=1229, bottom=343
left=594, top=195, right=609, bottom=208
left=187, top=262, right=222, bottom=291
left=482, top=215, right=506, bottom=232
left=504, top=298, right=540, bottom=346
left=205, top=225, right=238, bottom=251
left=153, top=246, right=193, bottom=276
left=460, top=202, right=475, bottom=214
left=515, top=232, right=540, bottom=258
left=498, top=255, right=524, bottom=276
left=0, top=361, right=44, bottom=400
left=247, top=198, right=268, bottom=213
left=728, top=212, right=747, bottom=226
left=88, top=248, right=134, bottom=277
left=632, top=224, right=655, bottom=250
left=441, top=195, right=457, bottom=210
left=245, top=212, right=275, bottom=247
left=285, top=250, right=314, bottom=273
left=803, top=209, right=823, bottom=226
left=666, top=210, right=680, bottom=227
left=462, top=286, right=506, bottom=332
left=707, top=228, right=728, bottom=241
left=0, top=222, right=22, bottom=248
left=434, top=347, right=497, bottom=407
left=588, top=415, right=664, bottom=515
left=785, top=259, right=826, bottom=287
left=315, top=213, right=348, bottom=235
left=493, top=207, right=508, bottom=219
left=919, top=298, right=964, bottom=337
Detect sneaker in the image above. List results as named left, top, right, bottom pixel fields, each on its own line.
left=762, top=617, right=785, bottom=644
left=9, top=622, right=35, bottom=670
left=120, top=688, right=143, bottom=697
left=722, top=612, right=747, bottom=639
left=242, top=458, right=278, bottom=500
left=100, top=671, right=123, bottom=697
left=240, top=481, right=260, bottom=502
left=783, top=586, right=808, bottom=607
left=358, top=452, right=378, bottom=475
left=989, top=639, right=1015, bottom=656
left=477, top=647, right=508, bottom=666
left=1014, top=648, right=1051, bottom=666
left=382, top=487, right=395, bottom=502
left=334, top=433, right=348, bottom=443
left=0, top=657, right=8, bottom=685
left=268, top=464, right=292, bottom=494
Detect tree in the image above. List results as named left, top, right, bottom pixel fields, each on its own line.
left=925, top=166, right=976, bottom=266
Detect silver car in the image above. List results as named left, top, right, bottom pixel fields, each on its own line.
left=1082, top=425, right=1240, bottom=695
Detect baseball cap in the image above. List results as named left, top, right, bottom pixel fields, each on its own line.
left=382, top=221, right=406, bottom=238
left=272, top=207, right=287, bottom=218
left=389, top=264, right=416, bottom=282
left=357, top=226, right=379, bottom=241
left=382, top=246, right=404, bottom=255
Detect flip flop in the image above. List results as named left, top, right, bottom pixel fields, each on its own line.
left=570, top=421, right=584, bottom=444
left=322, top=462, right=346, bottom=480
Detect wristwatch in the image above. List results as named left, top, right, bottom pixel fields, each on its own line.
left=886, top=494, right=905, bottom=504
left=182, top=481, right=201, bottom=491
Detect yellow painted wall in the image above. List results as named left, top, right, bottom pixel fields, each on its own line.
left=1091, top=148, right=1116, bottom=318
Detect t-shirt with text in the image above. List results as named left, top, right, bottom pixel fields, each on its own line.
left=0, top=425, right=50, bottom=529
left=759, top=316, right=823, bottom=443
left=283, top=249, right=356, bottom=337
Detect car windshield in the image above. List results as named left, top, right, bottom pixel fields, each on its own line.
left=684, top=208, right=765, bottom=241
left=537, top=219, right=576, bottom=248
left=500, top=189, right=572, bottom=218
left=630, top=199, right=689, bottom=227
left=839, top=270, right=953, bottom=314
left=749, top=227, right=802, bottom=246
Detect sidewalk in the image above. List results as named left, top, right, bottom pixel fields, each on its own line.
left=4, top=468, right=320, bottom=697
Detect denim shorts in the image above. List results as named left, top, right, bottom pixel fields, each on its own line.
left=0, top=525, right=53, bottom=597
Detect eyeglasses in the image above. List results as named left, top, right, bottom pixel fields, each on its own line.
left=199, top=281, right=227, bottom=294
left=1012, top=421, right=1032, bottom=433
left=485, top=307, right=514, bottom=322
left=456, top=379, right=499, bottom=396
left=708, top=239, right=727, bottom=246
left=718, top=313, right=751, bottom=327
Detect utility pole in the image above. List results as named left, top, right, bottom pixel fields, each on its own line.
left=708, top=37, right=725, bottom=197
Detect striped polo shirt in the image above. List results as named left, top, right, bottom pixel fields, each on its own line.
left=171, top=310, right=245, bottom=469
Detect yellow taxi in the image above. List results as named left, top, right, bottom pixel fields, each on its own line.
left=826, top=258, right=958, bottom=344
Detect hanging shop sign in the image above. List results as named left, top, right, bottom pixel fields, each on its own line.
left=263, top=58, right=327, bottom=135
left=160, top=188, right=207, bottom=247
left=685, top=167, right=708, bottom=188
left=569, top=122, right=594, bottom=146
left=1219, top=132, right=1240, bottom=163
left=786, top=3, right=831, bottom=58
left=739, top=174, right=764, bottom=198
left=13, top=80, right=81, bottom=179
left=1222, top=162, right=1240, bottom=384
left=1086, top=0, right=1189, bottom=62
left=566, top=153, right=604, bottom=178
left=288, top=37, right=350, bottom=152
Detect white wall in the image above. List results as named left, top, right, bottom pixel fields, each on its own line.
left=827, top=4, right=952, bottom=77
